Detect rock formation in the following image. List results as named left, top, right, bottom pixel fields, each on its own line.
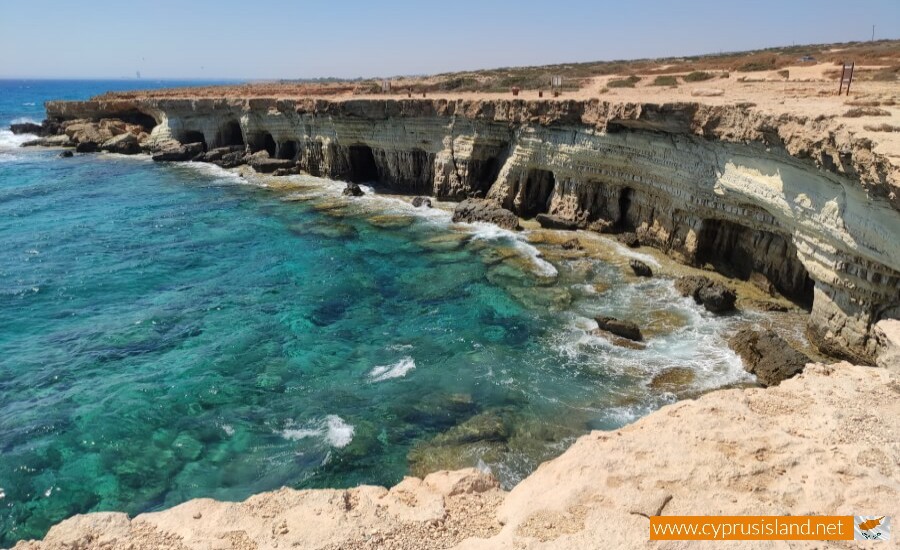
left=594, top=316, right=643, bottom=341
left=29, top=96, right=900, bottom=364
left=14, top=362, right=898, bottom=549
left=729, top=328, right=812, bottom=386
left=675, top=275, right=737, bottom=314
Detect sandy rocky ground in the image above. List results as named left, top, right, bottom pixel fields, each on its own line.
left=13, top=362, right=899, bottom=550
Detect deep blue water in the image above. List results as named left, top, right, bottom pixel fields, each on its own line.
left=0, top=81, right=751, bottom=546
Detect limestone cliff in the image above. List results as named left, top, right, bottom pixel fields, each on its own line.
left=14, top=362, right=900, bottom=549
left=42, top=98, right=900, bottom=364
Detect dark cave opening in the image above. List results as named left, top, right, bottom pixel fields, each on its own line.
left=696, top=218, right=815, bottom=308
left=263, top=134, right=277, bottom=158
left=217, top=121, right=244, bottom=148
left=519, top=168, right=556, bottom=217
left=347, top=145, right=379, bottom=183
left=278, top=140, right=299, bottom=161
left=118, top=111, right=157, bottom=133
left=181, top=130, right=207, bottom=151
left=617, top=187, right=633, bottom=229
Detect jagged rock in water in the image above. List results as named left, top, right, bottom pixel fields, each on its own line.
left=200, top=145, right=244, bottom=162
left=561, top=238, right=582, bottom=250
left=411, top=196, right=432, bottom=208
left=617, top=232, right=640, bottom=248
left=250, top=157, right=296, bottom=174
left=452, top=199, right=520, bottom=230
left=595, top=316, right=643, bottom=341
left=10, top=122, right=43, bottom=135
left=535, top=213, right=579, bottom=230
left=629, top=259, right=653, bottom=277
left=675, top=275, right=736, bottom=313
left=101, top=133, right=141, bottom=155
left=58, top=150, right=74, bottom=158
left=729, top=329, right=810, bottom=386
left=151, top=142, right=205, bottom=162
left=342, top=183, right=365, bottom=197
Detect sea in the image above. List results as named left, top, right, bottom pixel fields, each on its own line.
left=0, top=79, right=756, bottom=545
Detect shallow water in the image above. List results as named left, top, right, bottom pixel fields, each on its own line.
left=0, top=82, right=760, bottom=546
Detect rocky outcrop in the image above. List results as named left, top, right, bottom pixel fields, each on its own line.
left=411, top=196, right=432, bottom=208
left=15, top=362, right=898, bottom=549
left=36, top=97, right=900, bottom=364
left=595, top=316, right=643, bottom=341
left=451, top=199, right=520, bottom=230
left=675, top=275, right=737, bottom=314
left=342, top=183, right=365, bottom=197
left=628, top=260, right=652, bottom=278
left=729, top=328, right=812, bottom=386
left=150, top=142, right=204, bottom=162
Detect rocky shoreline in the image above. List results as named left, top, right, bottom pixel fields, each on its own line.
left=13, top=361, right=899, bottom=549
left=15, top=96, right=900, bottom=366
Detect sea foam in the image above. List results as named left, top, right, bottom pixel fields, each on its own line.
left=369, top=357, right=416, bottom=381
left=281, top=415, right=355, bottom=448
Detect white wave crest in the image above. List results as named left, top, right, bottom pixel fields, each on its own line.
left=0, top=129, right=36, bottom=149
left=468, top=223, right=558, bottom=278
left=280, top=415, right=355, bottom=448
left=369, top=357, right=416, bottom=381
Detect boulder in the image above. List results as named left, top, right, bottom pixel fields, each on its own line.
left=342, top=183, right=365, bottom=197
left=58, top=150, right=74, bottom=158
left=75, top=141, right=99, bottom=153
left=729, top=329, right=810, bottom=386
left=10, top=122, right=43, bottom=135
left=151, top=142, right=205, bottom=162
left=200, top=145, right=244, bottom=162
left=674, top=275, right=736, bottom=313
left=412, top=196, right=432, bottom=208
left=249, top=157, right=295, bottom=174
left=629, top=260, right=653, bottom=277
left=617, top=232, right=640, bottom=248
left=217, top=150, right=248, bottom=168
left=451, top=199, right=520, bottom=231
left=101, top=133, right=141, bottom=155
left=595, top=316, right=643, bottom=341
left=535, top=213, right=579, bottom=230
left=561, top=238, right=582, bottom=250
left=272, top=167, right=301, bottom=177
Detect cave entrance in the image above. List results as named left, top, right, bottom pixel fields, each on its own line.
left=347, top=145, right=379, bottom=183
left=519, top=168, right=556, bottom=217
left=217, top=120, right=244, bottom=148
left=181, top=130, right=207, bottom=151
left=262, top=133, right=277, bottom=157
left=468, top=142, right=508, bottom=198
left=119, top=110, right=157, bottom=133
left=617, top=187, right=633, bottom=229
left=696, top=218, right=814, bottom=308
left=278, top=140, right=299, bottom=160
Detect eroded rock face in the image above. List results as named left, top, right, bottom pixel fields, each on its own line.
left=451, top=199, right=520, bottom=230
left=39, top=97, right=900, bottom=364
left=729, top=328, right=811, bottom=386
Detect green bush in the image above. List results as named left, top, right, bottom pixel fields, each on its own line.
left=651, top=75, right=678, bottom=86
left=683, top=71, right=714, bottom=82
left=607, top=75, right=641, bottom=88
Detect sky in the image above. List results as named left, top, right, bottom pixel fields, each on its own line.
left=1, top=0, right=898, bottom=80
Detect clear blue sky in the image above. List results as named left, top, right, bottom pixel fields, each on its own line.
left=2, top=0, right=898, bottom=79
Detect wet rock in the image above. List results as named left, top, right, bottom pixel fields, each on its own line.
left=595, top=316, right=643, bottom=341
left=101, top=133, right=141, bottom=155
left=629, top=260, right=653, bottom=277
left=218, top=150, right=248, bottom=168
left=10, top=122, right=43, bottom=135
left=412, top=196, right=432, bottom=208
left=58, top=150, right=74, bottom=158
left=729, top=329, right=810, bottom=386
left=675, top=275, right=736, bottom=313
left=151, top=142, right=205, bottom=162
left=342, top=183, right=365, bottom=197
left=561, top=238, right=582, bottom=250
left=649, top=367, right=696, bottom=392
left=272, top=167, right=301, bottom=176
left=535, top=213, right=579, bottom=230
left=75, top=141, right=99, bottom=153
left=618, top=232, right=640, bottom=248
left=452, top=199, right=520, bottom=230
left=201, top=145, right=244, bottom=162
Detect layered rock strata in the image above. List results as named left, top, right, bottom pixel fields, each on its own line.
left=39, top=98, right=900, bottom=364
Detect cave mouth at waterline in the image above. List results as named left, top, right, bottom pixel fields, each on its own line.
left=217, top=121, right=244, bottom=148
left=347, top=145, right=379, bottom=183
left=278, top=140, right=299, bottom=161
left=181, top=130, right=207, bottom=151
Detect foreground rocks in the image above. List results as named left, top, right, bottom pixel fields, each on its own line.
left=729, top=328, right=812, bottom=386
left=15, top=363, right=898, bottom=549
left=594, top=316, right=643, bottom=341
left=452, top=199, right=520, bottom=230
left=674, top=275, right=737, bottom=313
left=342, top=183, right=365, bottom=197
left=151, top=142, right=205, bottom=162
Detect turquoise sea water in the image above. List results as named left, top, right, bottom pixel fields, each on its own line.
left=0, top=81, right=754, bottom=546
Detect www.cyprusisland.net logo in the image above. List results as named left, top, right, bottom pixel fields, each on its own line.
left=855, top=516, right=891, bottom=541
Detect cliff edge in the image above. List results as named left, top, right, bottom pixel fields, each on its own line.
left=14, top=362, right=899, bottom=549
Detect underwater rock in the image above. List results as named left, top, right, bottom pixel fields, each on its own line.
left=649, top=367, right=697, bottom=392
left=561, top=238, right=582, bottom=250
